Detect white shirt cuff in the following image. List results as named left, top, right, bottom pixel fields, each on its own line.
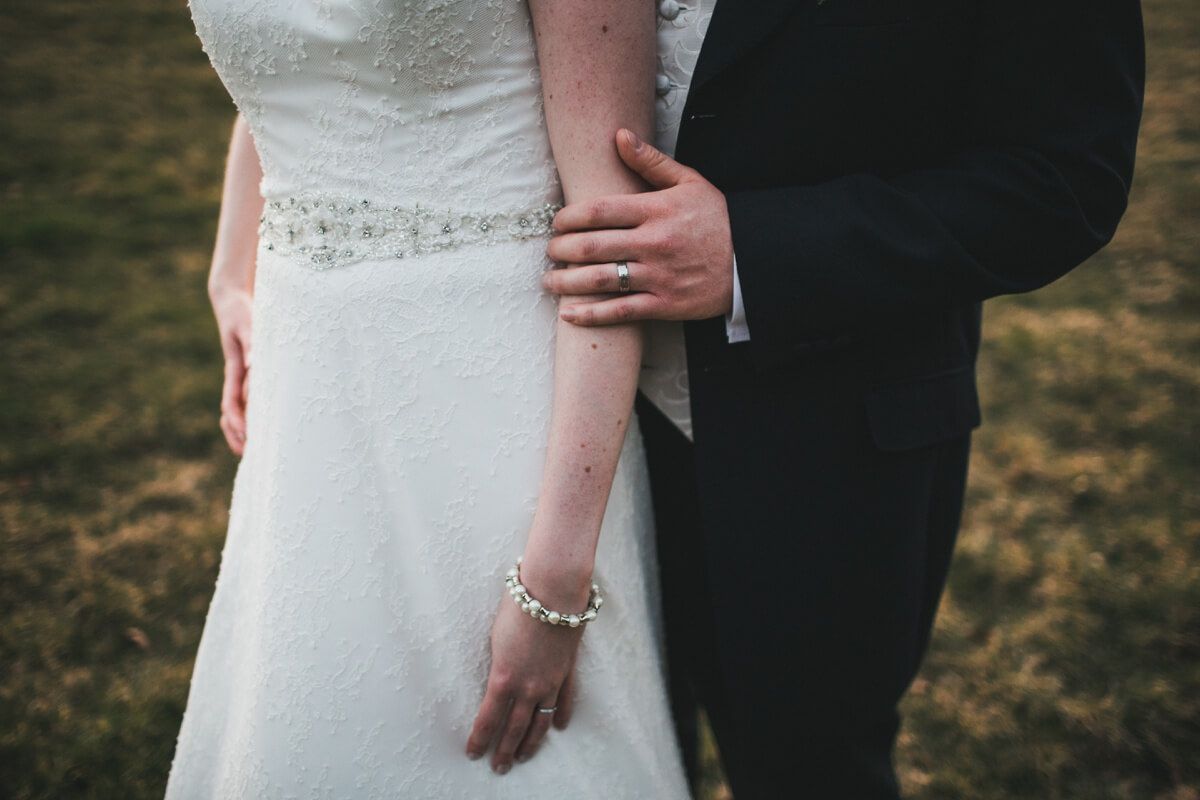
left=725, top=255, right=751, bottom=343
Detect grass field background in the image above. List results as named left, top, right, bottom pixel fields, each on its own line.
left=1, top=1, right=1196, bottom=798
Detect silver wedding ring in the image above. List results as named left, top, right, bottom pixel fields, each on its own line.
left=535, top=706, right=558, bottom=714
left=616, top=261, right=631, bottom=293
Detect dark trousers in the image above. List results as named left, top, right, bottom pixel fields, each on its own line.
left=636, top=393, right=970, bottom=800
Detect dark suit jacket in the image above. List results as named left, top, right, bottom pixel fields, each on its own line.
left=672, top=0, right=1143, bottom=541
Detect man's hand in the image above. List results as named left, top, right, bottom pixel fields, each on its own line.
left=543, top=129, right=734, bottom=325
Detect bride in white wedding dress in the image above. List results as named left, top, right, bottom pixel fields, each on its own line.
left=166, top=1, right=690, bottom=797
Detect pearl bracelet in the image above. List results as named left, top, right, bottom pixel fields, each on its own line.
left=505, top=558, right=603, bottom=628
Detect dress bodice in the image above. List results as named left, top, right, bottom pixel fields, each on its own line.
left=189, top=0, right=559, bottom=216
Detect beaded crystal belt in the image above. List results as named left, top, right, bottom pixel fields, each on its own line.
left=259, top=196, right=560, bottom=270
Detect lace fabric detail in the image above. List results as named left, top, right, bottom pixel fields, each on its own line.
left=172, top=1, right=691, bottom=797
left=260, top=196, right=559, bottom=269
left=189, top=0, right=560, bottom=216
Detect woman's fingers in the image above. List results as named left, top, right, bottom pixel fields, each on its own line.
left=218, top=413, right=244, bottom=457
left=514, top=701, right=558, bottom=763
left=466, top=689, right=508, bottom=761
left=240, top=360, right=252, bottom=409
left=218, top=325, right=253, bottom=455
left=220, top=357, right=247, bottom=454
left=491, top=699, right=535, bottom=774
left=468, top=685, right=565, bottom=770
left=212, top=292, right=253, bottom=455
left=553, top=665, right=575, bottom=730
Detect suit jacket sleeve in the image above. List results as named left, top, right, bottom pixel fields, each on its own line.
left=724, top=0, right=1144, bottom=366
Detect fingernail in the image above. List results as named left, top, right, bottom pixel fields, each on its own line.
left=517, top=754, right=530, bottom=763
left=560, top=307, right=576, bottom=322
left=623, top=129, right=643, bottom=151
left=467, top=750, right=483, bottom=761
left=495, top=763, right=511, bottom=775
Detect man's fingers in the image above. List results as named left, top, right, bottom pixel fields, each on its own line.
left=615, top=128, right=698, bottom=190
left=546, top=228, right=636, bottom=266
left=543, top=261, right=648, bottom=297
left=552, top=194, right=647, bottom=235
left=560, top=293, right=667, bottom=326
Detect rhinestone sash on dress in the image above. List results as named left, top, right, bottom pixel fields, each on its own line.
left=260, top=196, right=560, bottom=270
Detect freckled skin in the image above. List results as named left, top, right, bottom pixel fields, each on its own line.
left=591, top=343, right=598, bottom=349
left=468, top=0, right=656, bottom=773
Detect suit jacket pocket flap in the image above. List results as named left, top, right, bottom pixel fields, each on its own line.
left=864, top=366, right=981, bottom=452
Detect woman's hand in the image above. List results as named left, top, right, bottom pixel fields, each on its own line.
left=211, top=286, right=253, bottom=456
left=466, top=572, right=587, bottom=773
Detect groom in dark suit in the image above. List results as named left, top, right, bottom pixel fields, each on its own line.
left=544, top=1, right=1144, bottom=797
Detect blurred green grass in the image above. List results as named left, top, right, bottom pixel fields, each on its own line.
left=0, top=1, right=1196, bottom=798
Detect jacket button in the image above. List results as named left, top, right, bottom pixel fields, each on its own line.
left=655, top=73, right=672, bottom=97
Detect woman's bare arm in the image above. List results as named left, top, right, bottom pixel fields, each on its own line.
left=522, top=0, right=655, bottom=634
left=466, top=0, right=655, bottom=774
left=209, top=113, right=264, bottom=455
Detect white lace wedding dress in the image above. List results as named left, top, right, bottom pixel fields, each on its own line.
left=167, top=2, right=690, bottom=797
